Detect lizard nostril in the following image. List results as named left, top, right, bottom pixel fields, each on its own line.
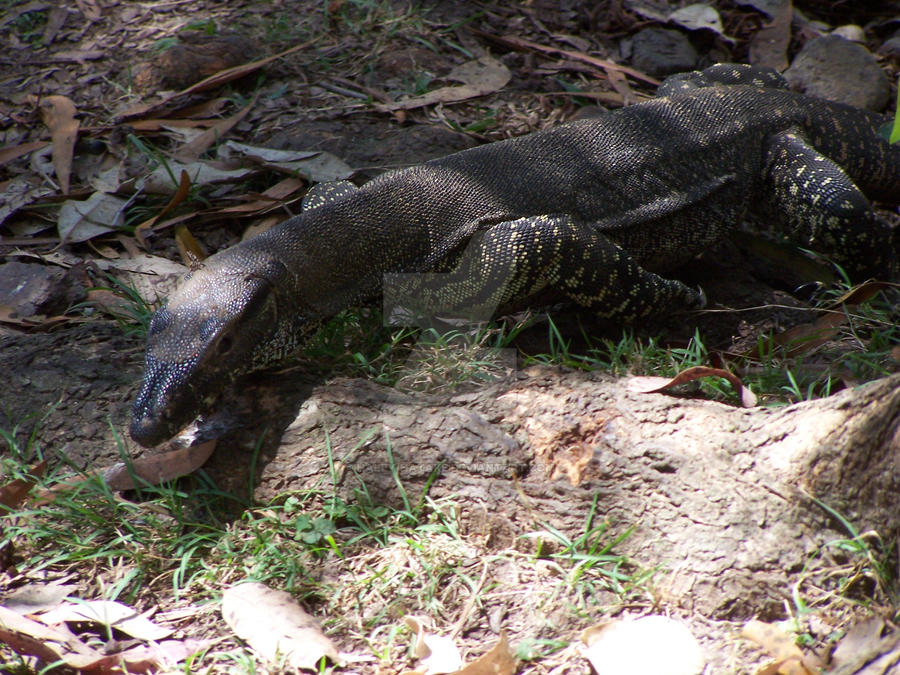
left=218, top=336, right=234, bottom=355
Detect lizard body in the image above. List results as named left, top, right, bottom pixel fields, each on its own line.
left=131, top=65, right=900, bottom=447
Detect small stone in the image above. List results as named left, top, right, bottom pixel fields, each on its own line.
left=878, top=36, right=900, bottom=60
left=628, top=27, right=699, bottom=77
left=831, top=24, right=866, bottom=44
left=784, top=34, right=889, bottom=111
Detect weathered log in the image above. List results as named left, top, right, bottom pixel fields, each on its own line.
left=210, top=367, right=900, bottom=620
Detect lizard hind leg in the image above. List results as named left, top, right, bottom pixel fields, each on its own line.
left=762, top=129, right=897, bottom=280
left=384, top=214, right=705, bottom=327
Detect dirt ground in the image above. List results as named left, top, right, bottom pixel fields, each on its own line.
left=2, top=1, right=900, bottom=673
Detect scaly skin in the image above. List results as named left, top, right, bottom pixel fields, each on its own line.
left=130, top=65, right=900, bottom=447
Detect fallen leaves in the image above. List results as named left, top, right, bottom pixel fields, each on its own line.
left=581, top=616, right=704, bottom=675
left=401, top=616, right=516, bottom=675
left=38, top=95, right=79, bottom=194
left=173, top=93, right=259, bottom=162
left=0, top=597, right=206, bottom=672
left=115, top=40, right=319, bottom=122
left=374, top=57, right=511, bottom=112
left=773, top=281, right=894, bottom=358
left=472, top=30, right=660, bottom=86
left=57, top=191, right=130, bottom=244
left=742, top=620, right=825, bottom=674
left=222, top=582, right=340, bottom=671
left=0, top=461, right=46, bottom=510
left=632, top=365, right=758, bottom=407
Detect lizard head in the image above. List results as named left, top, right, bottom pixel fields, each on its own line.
left=130, top=252, right=296, bottom=447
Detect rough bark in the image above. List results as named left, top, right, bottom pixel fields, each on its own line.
left=205, top=365, right=900, bottom=620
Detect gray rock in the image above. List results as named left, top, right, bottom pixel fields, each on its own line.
left=628, top=27, right=698, bottom=77
left=0, top=262, right=84, bottom=319
left=878, top=36, right=900, bottom=60
left=784, top=34, right=889, bottom=111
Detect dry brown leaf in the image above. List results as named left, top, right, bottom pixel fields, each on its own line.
left=144, top=160, right=254, bottom=194
left=176, top=97, right=231, bottom=118
left=405, top=616, right=463, bottom=675
left=831, top=617, right=886, bottom=667
left=471, top=29, right=659, bottom=85
left=605, top=67, right=635, bottom=105
left=219, top=177, right=305, bottom=215
left=632, top=366, right=757, bottom=407
left=57, top=191, right=128, bottom=244
left=94, top=638, right=210, bottom=673
left=84, top=288, right=136, bottom=320
left=242, top=214, right=284, bottom=239
left=222, top=581, right=340, bottom=671
left=0, top=176, right=55, bottom=226
left=454, top=632, right=516, bottom=675
left=757, top=622, right=807, bottom=660
left=34, top=440, right=215, bottom=500
left=374, top=57, right=510, bottom=112
left=101, top=439, right=216, bottom=490
left=2, top=581, right=74, bottom=615
left=42, top=4, right=67, bottom=43
left=175, top=225, right=207, bottom=265
left=0, top=604, right=100, bottom=668
left=668, top=3, right=728, bottom=36
left=0, top=460, right=46, bottom=509
left=0, top=600, right=200, bottom=672
left=39, top=599, right=173, bottom=641
left=127, top=118, right=217, bottom=131
left=0, top=304, right=79, bottom=329
left=74, top=0, right=101, bottom=20
left=220, top=141, right=354, bottom=182
left=116, top=41, right=317, bottom=121
left=92, top=253, right=188, bottom=306
left=0, top=140, right=50, bottom=166
left=174, top=94, right=259, bottom=161
left=581, top=616, right=704, bottom=675
left=774, top=312, right=844, bottom=356
left=39, top=95, right=79, bottom=194
left=134, top=169, right=192, bottom=246
left=772, top=281, right=892, bottom=358
left=827, top=281, right=894, bottom=308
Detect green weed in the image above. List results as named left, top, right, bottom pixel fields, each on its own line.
left=78, top=273, right=156, bottom=337
left=790, top=494, right=898, bottom=631
left=524, top=493, right=647, bottom=603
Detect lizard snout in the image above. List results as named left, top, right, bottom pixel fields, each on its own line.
left=130, top=351, right=203, bottom=447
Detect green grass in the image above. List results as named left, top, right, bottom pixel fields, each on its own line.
left=786, top=494, right=899, bottom=649
left=9, top=5, right=46, bottom=44
left=1, top=414, right=646, bottom=672
left=524, top=493, right=649, bottom=608
left=76, top=273, right=156, bottom=336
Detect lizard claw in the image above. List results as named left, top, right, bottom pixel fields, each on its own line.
left=694, top=286, right=707, bottom=309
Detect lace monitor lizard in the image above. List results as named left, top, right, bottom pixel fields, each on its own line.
left=130, top=64, right=900, bottom=447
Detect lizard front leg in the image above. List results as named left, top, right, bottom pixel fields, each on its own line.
left=384, top=214, right=705, bottom=325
